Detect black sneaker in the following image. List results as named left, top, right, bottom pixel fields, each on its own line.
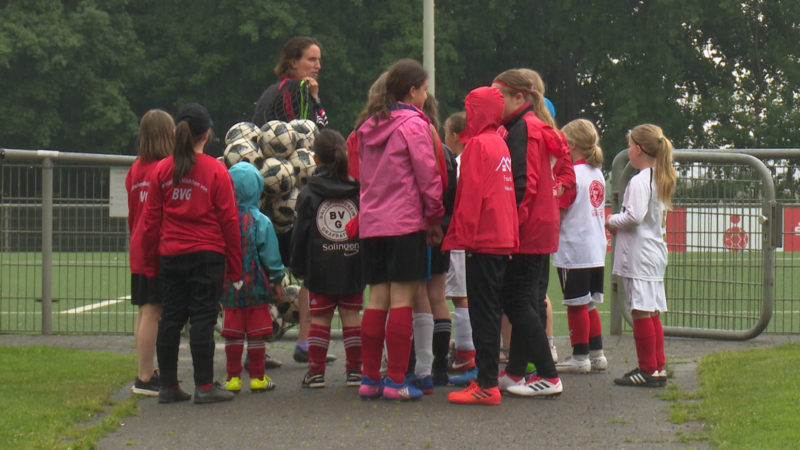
left=194, top=382, right=235, bottom=404
left=346, top=370, right=362, bottom=387
left=614, top=368, right=662, bottom=388
left=132, top=371, right=160, bottom=397
left=265, top=354, right=283, bottom=369
left=302, top=372, right=326, bottom=389
left=158, top=386, right=192, bottom=404
left=293, top=346, right=337, bottom=364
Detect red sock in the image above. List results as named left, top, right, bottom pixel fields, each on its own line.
left=342, top=325, right=362, bottom=373
left=225, top=338, right=244, bottom=378
left=385, top=306, right=413, bottom=384
left=588, top=307, right=603, bottom=340
left=633, top=317, right=657, bottom=373
left=308, top=323, right=331, bottom=374
left=651, top=315, right=665, bottom=371
left=246, top=337, right=265, bottom=379
left=360, top=308, right=388, bottom=380
left=455, top=349, right=476, bottom=361
left=197, top=383, right=211, bottom=391
left=567, top=305, right=590, bottom=347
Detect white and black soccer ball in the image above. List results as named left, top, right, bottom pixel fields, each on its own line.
left=223, top=139, right=263, bottom=169
left=225, top=122, right=261, bottom=146
left=260, top=157, right=295, bottom=198
left=289, top=119, right=318, bottom=149
left=281, top=284, right=302, bottom=324
left=259, top=120, right=298, bottom=158
left=267, top=187, right=299, bottom=233
left=288, top=148, right=317, bottom=187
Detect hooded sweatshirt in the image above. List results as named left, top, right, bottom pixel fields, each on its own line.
left=442, top=87, right=519, bottom=254
left=357, top=102, right=444, bottom=238
left=220, top=162, right=284, bottom=308
left=290, top=167, right=363, bottom=296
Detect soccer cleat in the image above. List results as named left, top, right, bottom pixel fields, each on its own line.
left=158, top=386, right=191, bottom=404
left=264, top=354, right=283, bottom=369
left=654, top=369, right=668, bottom=387
left=411, top=375, right=434, bottom=395
left=448, top=357, right=476, bottom=373
left=381, top=377, right=423, bottom=401
left=550, top=345, right=559, bottom=363
left=613, top=368, right=662, bottom=388
left=194, top=382, right=235, bottom=403
left=294, top=346, right=337, bottom=364
left=589, top=350, right=608, bottom=371
left=555, top=356, right=591, bottom=374
left=346, top=370, right=362, bottom=387
left=132, top=371, right=160, bottom=397
left=358, top=375, right=383, bottom=399
left=225, top=376, right=242, bottom=393
left=507, top=375, right=563, bottom=398
left=449, top=367, right=478, bottom=386
left=250, top=375, right=276, bottom=392
left=302, top=372, right=326, bottom=389
left=447, top=380, right=501, bottom=405
left=497, top=371, right=526, bottom=392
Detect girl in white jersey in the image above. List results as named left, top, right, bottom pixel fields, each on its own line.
left=606, top=124, right=676, bottom=387
left=553, top=119, right=607, bottom=374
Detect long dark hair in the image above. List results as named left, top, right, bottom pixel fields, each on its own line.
left=172, top=103, right=212, bottom=186
left=367, top=59, right=427, bottom=125
left=274, top=36, right=321, bottom=78
left=312, top=129, right=349, bottom=183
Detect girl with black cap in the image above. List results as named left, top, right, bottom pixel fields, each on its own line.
left=141, top=103, right=243, bottom=404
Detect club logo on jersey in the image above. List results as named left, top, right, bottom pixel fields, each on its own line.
left=589, top=180, right=604, bottom=208
left=316, top=199, right=358, bottom=243
left=496, top=156, right=512, bottom=173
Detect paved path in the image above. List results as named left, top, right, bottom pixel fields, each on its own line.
left=3, top=333, right=797, bottom=449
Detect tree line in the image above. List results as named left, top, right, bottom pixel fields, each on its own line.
left=2, top=0, right=799, bottom=166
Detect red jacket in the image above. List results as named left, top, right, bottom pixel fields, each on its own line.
left=502, top=105, right=575, bottom=254
left=126, top=158, right=160, bottom=274
left=346, top=131, right=360, bottom=180
left=442, top=86, right=519, bottom=254
left=141, top=153, right=242, bottom=281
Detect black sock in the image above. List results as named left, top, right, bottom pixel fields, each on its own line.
left=432, top=319, right=452, bottom=373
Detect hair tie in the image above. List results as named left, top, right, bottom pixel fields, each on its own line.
left=493, top=79, right=535, bottom=95
left=658, top=135, right=665, bottom=142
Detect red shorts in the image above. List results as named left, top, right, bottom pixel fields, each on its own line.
left=221, top=305, right=272, bottom=339
left=308, top=291, right=364, bottom=316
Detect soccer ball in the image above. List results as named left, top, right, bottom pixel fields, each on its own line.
left=225, top=122, right=260, bottom=146
left=288, top=148, right=317, bottom=187
left=223, top=139, right=263, bottom=168
left=281, top=284, right=302, bottom=324
left=260, top=157, right=295, bottom=198
left=259, top=120, right=298, bottom=158
left=267, top=187, right=299, bottom=233
left=289, top=119, right=318, bottom=149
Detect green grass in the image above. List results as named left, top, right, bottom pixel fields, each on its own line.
left=664, top=343, right=800, bottom=448
left=0, top=345, right=137, bottom=449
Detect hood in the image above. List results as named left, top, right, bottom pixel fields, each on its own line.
left=358, top=102, right=428, bottom=148
left=462, top=86, right=504, bottom=142
left=229, top=161, right=264, bottom=209
left=305, top=167, right=359, bottom=199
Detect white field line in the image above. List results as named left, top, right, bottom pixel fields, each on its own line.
left=59, top=296, right=130, bottom=314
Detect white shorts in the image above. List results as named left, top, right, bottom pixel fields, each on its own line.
left=445, top=250, right=467, bottom=298
left=622, top=277, right=668, bottom=312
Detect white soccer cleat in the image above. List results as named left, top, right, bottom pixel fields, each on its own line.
left=507, top=375, right=563, bottom=397
left=497, top=371, right=526, bottom=392
left=589, top=350, right=608, bottom=371
left=555, top=356, right=591, bottom=374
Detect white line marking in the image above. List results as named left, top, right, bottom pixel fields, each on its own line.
left=59, top=296, right=130, bottom=314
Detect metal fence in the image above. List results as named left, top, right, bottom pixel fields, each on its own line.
left=1, top=149, right=135, bottom=334
left=610, top=149, right=800, bottom=338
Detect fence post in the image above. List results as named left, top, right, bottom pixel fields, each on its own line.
left=41, top=156, right=53, bottom=335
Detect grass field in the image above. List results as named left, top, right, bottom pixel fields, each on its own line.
left=2, top=250, right=799, bottom=335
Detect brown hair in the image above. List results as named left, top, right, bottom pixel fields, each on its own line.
left=137, top=109, right=173, bottom=162
left=629, top=124, right=677, bottom=209
left=312, top=129, right=349, bottom=183
left=363, top=59, right=428, bottom=126
left=561, top=119, right=603, bottom=167
left=444, top=111, right=466, bottom=136
left=354, top=71, right=388, bottom=130
left=274, top=36, right=321, bottom=78
left=494, top=68, right=556, bottom=128
left=422, top=91, right=440, bottom=132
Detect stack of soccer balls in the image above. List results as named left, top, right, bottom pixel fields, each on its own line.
left=223, top=119, right=318, bottom=233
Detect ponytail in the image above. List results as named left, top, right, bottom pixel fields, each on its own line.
left=172, top=121, right=195, bottom=186
left=630, top=124, right=677, bottom=209
left=562, top=118, right=604, bottom=168
left=313, top=129, right=349, bottom=183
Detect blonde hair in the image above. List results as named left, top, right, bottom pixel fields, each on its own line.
left=493, top=68, right=555, bottom=128
left=519, top=68, right=546, bottom=95
left=353, top=71, right=388, bottom=130
left=629, top=123, right=677, bottom=209
left=561, top=119, right=603, bottom=167
left=137, top=109, right=173, bottom=162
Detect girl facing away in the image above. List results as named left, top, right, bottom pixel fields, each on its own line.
left=606, top=123, right=676, bottom=387
left=553, top=118, right=608, bottom=374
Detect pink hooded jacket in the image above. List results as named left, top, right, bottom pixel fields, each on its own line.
left=357, top=103, right=444, bottom=238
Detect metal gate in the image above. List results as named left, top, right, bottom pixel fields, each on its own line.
left=610, top=149, right=800, bottom=339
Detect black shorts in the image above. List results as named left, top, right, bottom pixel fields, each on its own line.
left=361, top=231, right=427, bottom=284
left=131, top=273, right=160, bottom=306
left=557, top=267, right=604, bottom=306
left=429, top=244, right=450, bottom=275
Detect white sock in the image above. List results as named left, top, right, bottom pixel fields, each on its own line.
left=452, top=307, right=474, bottom=351
left=413, top=313, right=434, bottom=377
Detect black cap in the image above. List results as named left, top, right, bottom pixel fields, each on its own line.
left=175, top=103, right=213, bottom=138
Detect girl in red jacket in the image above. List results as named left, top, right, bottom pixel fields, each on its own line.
left=491, top=69, right=573, bottom=398
left=443, top=86, right=519, bottom=405
left=126, top=109, right=173, bottom=396
left=142, top=103, right=243, bottom=404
